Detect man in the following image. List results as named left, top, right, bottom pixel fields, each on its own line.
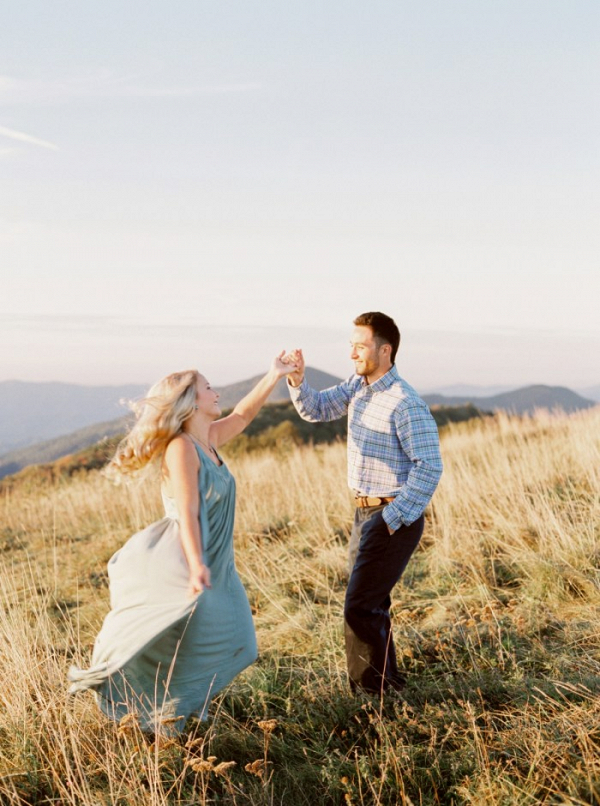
left=287, top=312, right=442, bottom=695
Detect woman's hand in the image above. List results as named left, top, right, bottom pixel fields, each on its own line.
left=283, top=348, right=305, bottom=387
left=271, top=349, right=299, bottom=379
left=188, top=563, right=211, bottom=597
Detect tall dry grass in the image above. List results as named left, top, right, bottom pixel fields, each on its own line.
left=0, top=407, right=599, bottom=804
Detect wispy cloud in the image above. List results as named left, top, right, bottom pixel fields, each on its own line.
left=0, top=72, right=261, bottom=104
left=0, top=124, right=58, bottom=150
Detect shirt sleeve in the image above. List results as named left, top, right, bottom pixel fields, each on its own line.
left=287, top=377, right=353, bottom=422
left=382, top=400, right=443, bottom=530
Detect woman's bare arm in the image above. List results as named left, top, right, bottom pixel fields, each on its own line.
left=163, top=435, right=211, bottom=595
left=210, top=352, right=297, bottom=447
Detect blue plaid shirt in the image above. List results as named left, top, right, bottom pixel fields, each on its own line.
left=288, top=366, right=443, bottom=530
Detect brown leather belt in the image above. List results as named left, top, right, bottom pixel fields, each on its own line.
left=354, top=495, right=395, bottom=508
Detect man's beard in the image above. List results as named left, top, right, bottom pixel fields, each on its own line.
left=354, top=360, right=378, bottom=377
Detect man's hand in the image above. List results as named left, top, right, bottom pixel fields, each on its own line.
left=284, top=348, right=305, bottom=387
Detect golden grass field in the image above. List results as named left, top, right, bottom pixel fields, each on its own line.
left=0, top=407, right=599, bottom=805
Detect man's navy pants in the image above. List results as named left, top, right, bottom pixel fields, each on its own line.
left=344, top=505, right=424, bottom=694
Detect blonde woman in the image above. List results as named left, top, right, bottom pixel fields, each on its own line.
left=69, top=353, right=297, bottom=734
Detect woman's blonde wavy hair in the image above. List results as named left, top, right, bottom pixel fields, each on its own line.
left=105, top=369, right=199, bottom=480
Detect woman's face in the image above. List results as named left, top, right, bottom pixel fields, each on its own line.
left=194, top=374, right=221, bottom=419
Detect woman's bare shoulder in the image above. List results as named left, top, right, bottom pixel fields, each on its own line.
left=164, top=434, right=200, bottom=464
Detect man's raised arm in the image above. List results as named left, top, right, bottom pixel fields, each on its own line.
left=286, top=348, right=352, bottom=423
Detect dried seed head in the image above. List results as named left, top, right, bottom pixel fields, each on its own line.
left=118, top=712, right=140, bottom=728
left=257, top=719, right=278, bottom=733
left=189, top=759, right=215, bottom=774
left=245, top=759, right=268, bottom=779
left=160, top=715, right=185, bottom=725
left=213, top=761, right=237, bottom=776
left=185, top=737, right=205, bottom=750
left=149, top=738, right=178, bottom=752
left=117, top=712, right=140, bottom=735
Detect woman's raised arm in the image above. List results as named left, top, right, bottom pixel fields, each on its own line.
left=210, top=351, right=297, bottom=448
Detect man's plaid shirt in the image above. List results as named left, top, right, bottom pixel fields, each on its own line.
left=288, top=366, right=443, bottom=530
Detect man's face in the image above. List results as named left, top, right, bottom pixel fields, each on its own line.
left=349, top=325, right=384, bottom=378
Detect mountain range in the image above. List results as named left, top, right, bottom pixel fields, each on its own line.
left=0, top=373, right=596, bottom=479
left=423, top=385, right=596, bottom=416
left=424, top=383, right=600, bottom=402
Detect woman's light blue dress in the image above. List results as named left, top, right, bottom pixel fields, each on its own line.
left=68, top=444, right=257, bottom=733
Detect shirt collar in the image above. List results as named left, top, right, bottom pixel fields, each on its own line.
left=359, top=365, right=399, bottom=393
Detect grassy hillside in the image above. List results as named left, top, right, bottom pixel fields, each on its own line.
left=0, top=408, right=599, bottom=804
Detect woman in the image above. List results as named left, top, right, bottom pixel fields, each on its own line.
left=69, top=352, right=297, bottom=734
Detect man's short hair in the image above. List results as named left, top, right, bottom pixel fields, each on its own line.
left=353, top=311, right=401, bottom=364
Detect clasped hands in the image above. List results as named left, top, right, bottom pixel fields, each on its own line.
left=274, top=348, right=305, bottom=387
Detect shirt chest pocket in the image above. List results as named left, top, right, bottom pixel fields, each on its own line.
left=352, top=397, right=395, bottom=435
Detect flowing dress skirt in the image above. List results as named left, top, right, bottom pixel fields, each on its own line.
left=69, top=447, right=256, bottom=733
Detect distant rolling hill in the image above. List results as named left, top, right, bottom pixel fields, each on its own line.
left=214, top=366, right=342, bottom=409
left=423, top=385, right=597, bottom=415
left=0, top=416, right=132, bottom=480
left=0, top=368, right=342, bottom=479
left=0, top=380, right=147, bottom=455
left=423, top=384, right=519, bottom=398
left=579, top=384, right=600, bottom=403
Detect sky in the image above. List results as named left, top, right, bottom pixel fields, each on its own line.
left=2, top=1, right=598, bottom=392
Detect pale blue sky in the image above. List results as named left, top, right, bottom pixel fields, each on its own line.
left=2, top=1, right=598, bottom=389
